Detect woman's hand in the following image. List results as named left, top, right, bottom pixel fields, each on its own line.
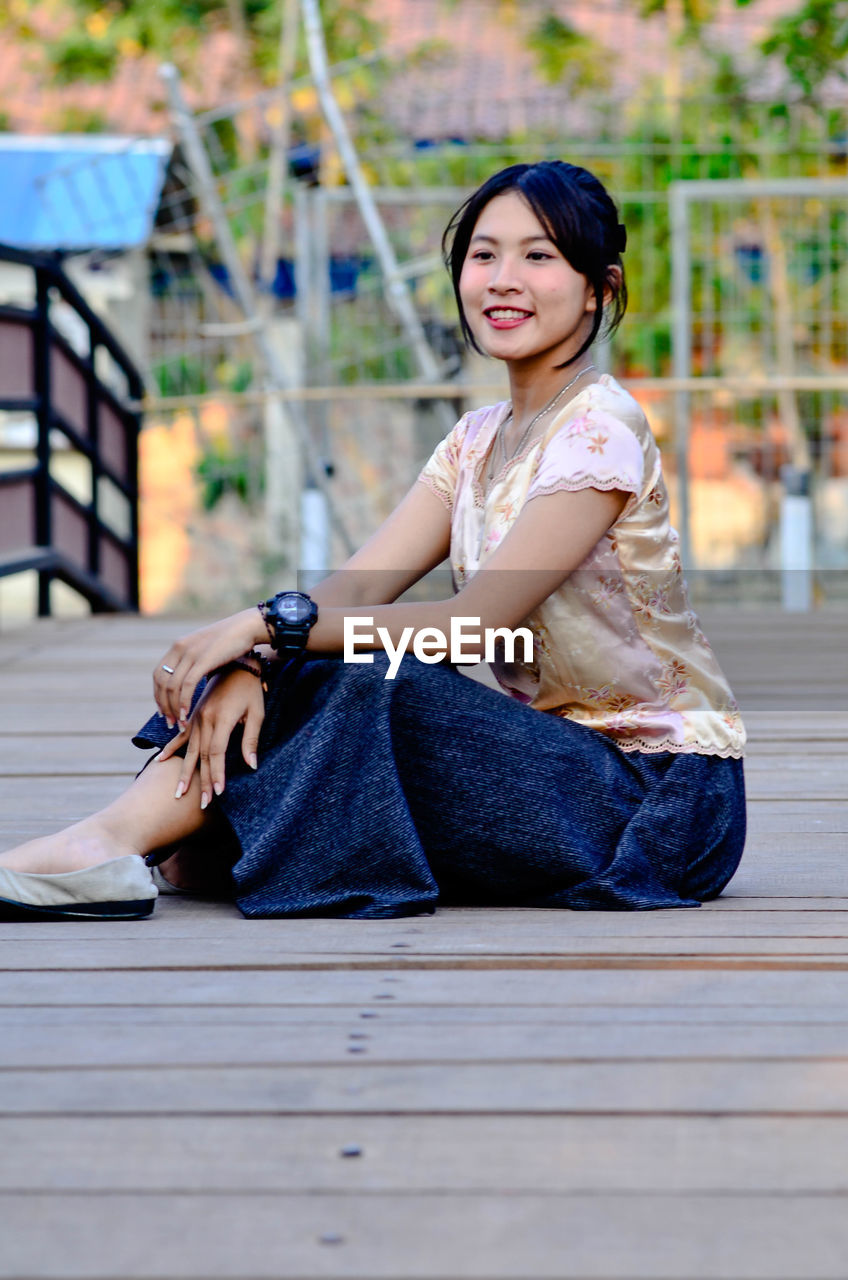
left=154, top=609, right=264, bottom=728
left=156, top=667, right=265, bottom=810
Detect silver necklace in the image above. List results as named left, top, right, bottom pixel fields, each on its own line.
left=497, top=363, right=597, bottom=469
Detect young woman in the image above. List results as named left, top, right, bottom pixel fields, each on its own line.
left=0, top=161, right=746, bottom=921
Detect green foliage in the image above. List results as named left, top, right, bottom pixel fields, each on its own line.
left=152, top=355, right=209, bottom=399
left=525, top=12, right=610, bottom=93
left=631, top=0, right=753, bottom=24
left=633, top=0, right=720, bottom=21
left=19, top=0, right=384, bottom=88
left=195, top=434, right=261, bottom=508
left=53, top=104, right=110, bottom=132
left=760, top=0, right=848, bottom=97
left=47, top=32, right=117, bottom=84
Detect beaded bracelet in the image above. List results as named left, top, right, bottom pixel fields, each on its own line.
left=257, top=601, right=275, bottom=645
left=210, top=651, right=275, bottom=692
left=233, top=650, right=263, bottom=678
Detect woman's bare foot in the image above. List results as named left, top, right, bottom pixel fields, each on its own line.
left=0, top=817, right=141, bottom=875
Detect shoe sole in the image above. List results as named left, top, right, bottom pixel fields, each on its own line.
left=0, top=896, right=156, bottom=921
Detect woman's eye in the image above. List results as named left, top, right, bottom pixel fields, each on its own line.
left=527, top=251, right=552, bottom=261
left=471, top=250, right=494, bottom=261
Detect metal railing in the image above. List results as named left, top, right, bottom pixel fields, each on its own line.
left=0, top=246, right=143, bottom=616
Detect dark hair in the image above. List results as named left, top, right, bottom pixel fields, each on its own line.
left=442, top=161, right=627, bottom=366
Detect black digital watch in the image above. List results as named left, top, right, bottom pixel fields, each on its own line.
left=259, top=591, right=318, bottom=655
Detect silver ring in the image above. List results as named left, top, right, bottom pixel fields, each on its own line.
left=161, top=664, right=175, bottom=675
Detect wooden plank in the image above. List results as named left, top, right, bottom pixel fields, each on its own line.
left=0, top=778, right=133, bottom=822
left=9, top=1016, right=848, bottom=1067
left=1, top=1114, right=847, bottom=1194
left=727, top=870, right=848, bottom=897
left=7, top=1059, right=848, bottom=1115
left=0, top=704, right=151, bottom=734
left=6, top=1000, right=848, bottom=1028
left=10, top=938, right=848, bottom=972
left=4, top=902, right=848, bottom=948
left=10, top=966, right=848, bottom=1006
left=4, top=1191, right=848, bottom=1278
left=0, top=736, right=143, bottom=775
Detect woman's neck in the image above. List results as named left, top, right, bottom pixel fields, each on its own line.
left=506, top=354, right=598, bottom=427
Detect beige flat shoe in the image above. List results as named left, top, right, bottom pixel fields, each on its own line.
left=0, top=856, right=158, bottom=920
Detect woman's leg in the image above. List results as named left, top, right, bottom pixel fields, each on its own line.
left=0, top=755, right=212, bottom=875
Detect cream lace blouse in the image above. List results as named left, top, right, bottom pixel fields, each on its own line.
left=418, top=374, right=745, bottom=757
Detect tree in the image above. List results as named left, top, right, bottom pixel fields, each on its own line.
left=759, top=0, right=848, bottom=98
left=15, top=0, right=383, bottom=89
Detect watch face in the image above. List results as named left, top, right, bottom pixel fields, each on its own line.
left=277, top=593, right=311, bottom=623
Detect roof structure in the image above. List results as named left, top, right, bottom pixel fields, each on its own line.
left=0, top=135, right=172, bottom=252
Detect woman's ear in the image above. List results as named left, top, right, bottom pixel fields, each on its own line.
left=585, top=265, right=621, bottom=315
left=603, top=265, right=623, bottom=308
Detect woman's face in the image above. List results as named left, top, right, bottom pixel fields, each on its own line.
left=458, top=189, right=596, bottom=367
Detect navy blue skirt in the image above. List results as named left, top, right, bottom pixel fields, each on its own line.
left=133, top=654, right=746, bottom=918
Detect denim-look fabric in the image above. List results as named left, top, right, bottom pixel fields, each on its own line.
left=133, top=654, right=746, bottom=919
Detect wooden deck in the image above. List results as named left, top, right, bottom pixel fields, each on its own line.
left=0, top=608, right=846, bottom=1280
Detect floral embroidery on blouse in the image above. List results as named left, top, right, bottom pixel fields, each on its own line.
left=417, top=374, right=746, bottom=758
left=656, top=659, right=690, bottom=700
left=590, top=576, right=625, bottom=610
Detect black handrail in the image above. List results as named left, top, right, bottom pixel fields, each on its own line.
left=0, top=245, right=143, bottom=617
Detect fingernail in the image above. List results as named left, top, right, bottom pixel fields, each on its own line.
left=213, top=782, right=224, bottom=796
left=166, top=718, right=174, bottom=730
left=200, top=792, right=209, bottom=811
left=174, top=781, right=185, bottom=800
left=180, top=708, right=188, bottom=722
left=249, top=753, right=258, bottom=770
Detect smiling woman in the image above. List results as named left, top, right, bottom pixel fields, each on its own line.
left=0, top=160, right=746, bottom=922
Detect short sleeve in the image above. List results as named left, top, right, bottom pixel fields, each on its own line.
left=527, top=407, right=645, bottom=502
left=416, top=414, right=468, bottom=513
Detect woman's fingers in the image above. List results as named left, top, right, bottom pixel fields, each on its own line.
left=174, top=729, right=201, bottom=802
left=158, top=664, right=264, bottom=810
left=154, top=647, right=194, bottom=726
left=241, top=703, right=264, bottom=772
left=153, top=611, right=263, bottom=725
left=199, top=724, right=230, bottom=811
left=156, top=727, right=188, bottom=763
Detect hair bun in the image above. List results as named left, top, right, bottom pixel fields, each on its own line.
left=616, top=223, right=627, bottom=253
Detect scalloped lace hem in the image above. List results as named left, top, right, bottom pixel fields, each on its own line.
left=417, top=474, right=453, bottom=512
left=527, top=475, right=641, bottom=501
left=604, top=734, right=743, bottom=758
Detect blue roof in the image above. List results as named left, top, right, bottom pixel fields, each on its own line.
left=0, top=135, right=172, bottom=252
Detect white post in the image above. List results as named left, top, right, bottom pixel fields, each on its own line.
left=300, top=486, right=329, bottom=588
left=780, top=465, right=813, bottom=612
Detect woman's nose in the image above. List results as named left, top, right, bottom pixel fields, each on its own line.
left=488, top=261, right=521, bottom=292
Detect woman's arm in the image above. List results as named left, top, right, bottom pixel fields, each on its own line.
left=306, top=484, right=627, bottom=659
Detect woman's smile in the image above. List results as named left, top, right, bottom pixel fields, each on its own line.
left=483, top=306, right=535, bottom=329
